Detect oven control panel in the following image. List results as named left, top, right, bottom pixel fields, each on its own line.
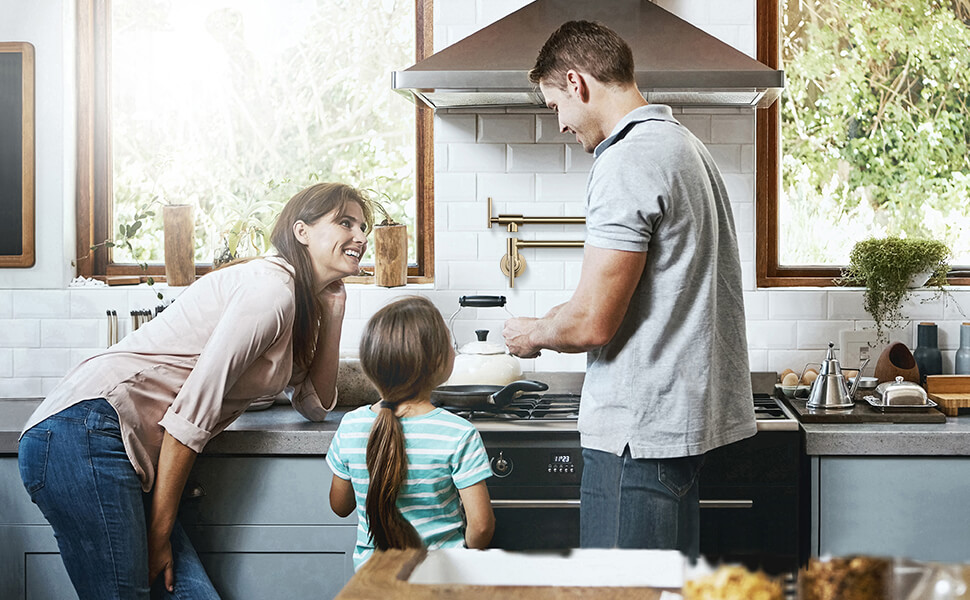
left=548, top=452, right=576, bottom=474
left=484, top=445, right=582, bottom=486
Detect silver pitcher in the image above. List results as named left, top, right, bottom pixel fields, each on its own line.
left=806, top=342, right=870, bottom=410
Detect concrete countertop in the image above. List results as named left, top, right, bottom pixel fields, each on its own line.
left=0, top=372, right=586, bottom=456
left=800, top=419, right=970, bottom=456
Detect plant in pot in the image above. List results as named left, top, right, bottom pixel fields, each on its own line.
left=367, top=191, right=408, bottom=288
left=838, top=237, right=952, bottom=342
left=86, top=201, right=166, bottom=301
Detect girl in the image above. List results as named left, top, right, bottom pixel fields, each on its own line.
left=327, top=296, right=495, bottom=568
left=19, top=182, right=371, bottom=599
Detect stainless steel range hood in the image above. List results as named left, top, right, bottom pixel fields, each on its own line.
left=392, top=0, right=783, bottom=110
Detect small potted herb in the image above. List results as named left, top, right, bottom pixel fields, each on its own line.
left=838, top=237, right=951, bottom=342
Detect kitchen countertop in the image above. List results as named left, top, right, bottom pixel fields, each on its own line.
left=6, top=370, right=970, bottom=457
left=0, top=372, right=586, bottom=456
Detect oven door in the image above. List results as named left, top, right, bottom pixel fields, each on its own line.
left=481, top=432, right=583, bottom=551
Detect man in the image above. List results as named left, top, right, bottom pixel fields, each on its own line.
left=502, top=20, right=756, bottom=557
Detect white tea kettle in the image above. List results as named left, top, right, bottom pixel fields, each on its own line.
left=444, top=296, right=523, bottom=386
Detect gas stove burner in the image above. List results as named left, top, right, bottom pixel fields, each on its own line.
left=452, top=393, right=582, bottom=421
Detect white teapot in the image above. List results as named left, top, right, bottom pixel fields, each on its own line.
left=446, top=329, right=523, bottom=386
left=443, top=296, right=523, bottom=387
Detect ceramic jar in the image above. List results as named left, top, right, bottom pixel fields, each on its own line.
left=913, top=322, right=942, bottom=386
left=956, top=322, right=970, bottom=375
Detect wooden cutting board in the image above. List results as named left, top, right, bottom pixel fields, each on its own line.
left=926, top=375, right=970, bottom=416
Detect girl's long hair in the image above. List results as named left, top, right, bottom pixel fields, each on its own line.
left=358, top=296, right=452, bottom=551
left=270, top=182, right=372, bottom=370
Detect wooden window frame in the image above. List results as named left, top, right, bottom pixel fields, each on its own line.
left=755, top=0, right=969, bottom=287
left=76, top=0, right=434, bottom=284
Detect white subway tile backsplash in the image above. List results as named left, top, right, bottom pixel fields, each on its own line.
left=711, top=115, right=755, bottom=144
left=69, top=288, right=130, bottom=318
left=737, top=232, right=753, bottom=263
left=768, top=291, right=828, bottom=320
left=563, top=263, right=582, bottom=289
left=449, top=143, right=507, bottom=172
left=722, top=173, right=755, bottom=203
left=438, top=231, right=481, bottom=261
left=42, top=377, right=64, bottom=396
left=536, top=174, right=590, bottom=203
left=743, top=291, right=768, bottom=320
left=435, top=172, right=477, bottom=201
left=14, top=348, right=72, bottom=377
left=747, top=348, right=768, bottom=371
left=70, top=347, right=103, bottom=367
left=706, top=144, right=741, bottom=173
left=740, top=144, right=755, bottom=173
left=448, top=202, right=490, bottom=231
left=476, top=173, right=535, bottom=202
left=0, top=348, right=11, bottom=377
left=0, top=319, right=41, bottom=348
left=0, top=290, right=11, bottom=318
left=766, top=350, right=829, bottom=377
left=746, top=320, right=797, bottom=349
left=943, top=291, right=970, bottom=321
left=13, top=291, right=70, bottom=318
left=478, top=115, right=536, bottom=143
left=41, top=319, right=101, bottom=348
left=436, top=114, right=477, bottom=142
left=448, top=260, right=505, bottom=290
left=0, top=377, right=43, bottom=398
left=733, top=202, right=753, bottom=234
left=508, top=144, right=565, bottom=172
left=535, top=291, right=573, bottom=316
left=899, top=291, right=946, bottom=322
left=676, top=114, right=712, bottom=142
left=536, top=115, right=574, bottom=144
left=827, top=291, right=868, bottom=320
left=565, top=145, right=594, bottom=172
left=535, top=350, right=586, bottom=372
left=435, top=142, right=449, bottom=172
left=797, top=321, right=855, bottom=350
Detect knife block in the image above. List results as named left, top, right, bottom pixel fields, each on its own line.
left=873, top=342, right=920, bottom=385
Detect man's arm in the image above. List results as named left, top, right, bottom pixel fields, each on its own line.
left=503, top=245, right=646, bottom=357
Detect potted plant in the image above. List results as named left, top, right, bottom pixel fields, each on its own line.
left=87, top=202, right=166, bottom=301
left=367, top=190, right=408, bottom=288
left=838, top=237, right=951, bottom=342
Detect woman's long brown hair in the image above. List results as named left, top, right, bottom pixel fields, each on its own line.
left=359, top=296, right=452, bottom=551
left=270, top=182, right=372, bottom=370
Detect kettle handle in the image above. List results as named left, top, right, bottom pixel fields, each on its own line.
left=459, top=296, right=507, bottom=308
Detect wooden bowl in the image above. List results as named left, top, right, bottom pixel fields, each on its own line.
left=874, top=342, right=920, bottom=384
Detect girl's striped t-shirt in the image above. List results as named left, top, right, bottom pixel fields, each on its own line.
left=326, top=405, right=492, bottom=569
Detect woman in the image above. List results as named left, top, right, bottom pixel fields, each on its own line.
left=18, top=182, right=372, bottom=599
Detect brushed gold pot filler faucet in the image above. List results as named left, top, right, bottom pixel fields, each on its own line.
left=486, top=197, right=585, bottom=288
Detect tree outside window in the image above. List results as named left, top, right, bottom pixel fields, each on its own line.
left=77, top=0, right=432, bottom=280
left=758, top=0, right=970, bottom=285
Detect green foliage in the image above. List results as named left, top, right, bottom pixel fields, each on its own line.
left=89, top=199, right=164, bottom=300
left=838, top=237, right=951, bottom=340
left=110, top=0, right=417, bottom=267
left=781, top=0, right=970, bottom=266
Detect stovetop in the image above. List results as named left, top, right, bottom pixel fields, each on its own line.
left=454, top=392, right=799, bottom=432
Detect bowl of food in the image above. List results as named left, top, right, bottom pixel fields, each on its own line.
left=777, top=383, right=811, bottom=399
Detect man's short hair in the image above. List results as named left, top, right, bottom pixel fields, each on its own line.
left=529, top=20, right=636, bottom=89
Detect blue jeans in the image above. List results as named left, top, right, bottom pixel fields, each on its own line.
left=580, top=446, right=705, bottom=558
left=18, top=398, right=220, bottom=600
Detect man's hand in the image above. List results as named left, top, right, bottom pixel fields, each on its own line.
left=503, top=317, right=542, bottom=358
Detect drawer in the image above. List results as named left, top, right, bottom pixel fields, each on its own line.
left=180, top=456, right=355, bottom=527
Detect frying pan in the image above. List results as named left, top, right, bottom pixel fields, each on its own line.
left=430, top=380, right=548, bottom=411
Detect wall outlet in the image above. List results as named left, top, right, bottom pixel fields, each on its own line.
left=839, top=330, right=882, bottom=376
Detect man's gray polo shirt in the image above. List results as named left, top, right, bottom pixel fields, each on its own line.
left=579, top=104, right=757, bottom=459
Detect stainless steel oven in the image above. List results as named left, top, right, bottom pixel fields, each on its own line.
left=460, top=390, right=804, bottom=574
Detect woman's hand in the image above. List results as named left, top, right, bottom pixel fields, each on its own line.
left=319, top=279, right=347, bottom=317
left=148, top=530, right=175, bottom=592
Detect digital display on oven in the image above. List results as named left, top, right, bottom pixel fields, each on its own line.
left=551, top=453, right=572, bottom=464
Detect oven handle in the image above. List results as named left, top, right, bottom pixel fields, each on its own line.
left=700, top=499, right=754, bottom=509
left=490, top=499, right=581, bottom=509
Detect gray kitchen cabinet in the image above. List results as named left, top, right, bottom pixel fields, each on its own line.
left=0, top=454, right=358, bottom=600
left=812, top=456, right=970, bottom=562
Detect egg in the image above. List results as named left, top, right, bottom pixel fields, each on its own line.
left=801, top=369, right=819, bottom=386
left=842, top=369, right=859, bottom=382
left=780, top=368, right=796, bottom=381
left=782, top=372, right=799, bottom=387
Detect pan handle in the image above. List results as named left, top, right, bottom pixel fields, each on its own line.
left=490, top=379, right=550, bottom=406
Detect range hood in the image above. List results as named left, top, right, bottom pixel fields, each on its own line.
left=392, top=0, right=783, bottom=110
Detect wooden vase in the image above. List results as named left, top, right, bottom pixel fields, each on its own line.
left=163, top=204, right=195, bottom=287
left=873, top=341, right=921, bottom=385
left=373, top=223, right=407, bottom=288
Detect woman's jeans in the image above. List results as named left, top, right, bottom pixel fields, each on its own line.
left=18, top=398, right=220, bottom=600
left=580, top=446, right=705, bottom=558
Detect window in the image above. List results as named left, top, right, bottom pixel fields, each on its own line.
left=756, top=0, right=970, bottom=286
left=76, top=0, right=434, bottom=283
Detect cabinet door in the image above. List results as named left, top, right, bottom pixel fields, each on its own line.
left=187, top=524, right=357, bottom=600
left=0, top=526, right=77, bottom=600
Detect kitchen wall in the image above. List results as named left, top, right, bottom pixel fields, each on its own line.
left=1, top=0, right=968, bottom=398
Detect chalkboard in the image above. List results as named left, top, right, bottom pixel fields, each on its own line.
left=0, top=42, right=35, bottom=267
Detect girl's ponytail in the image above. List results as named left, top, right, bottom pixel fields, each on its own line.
left=365, top=402, right=422, bottom=550
left=358, top=296, right=452, bottom=552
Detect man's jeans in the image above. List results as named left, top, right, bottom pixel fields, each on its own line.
left=580, top=446, right=705, bottom=558
left=18, top=398, right=220, bottom=600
